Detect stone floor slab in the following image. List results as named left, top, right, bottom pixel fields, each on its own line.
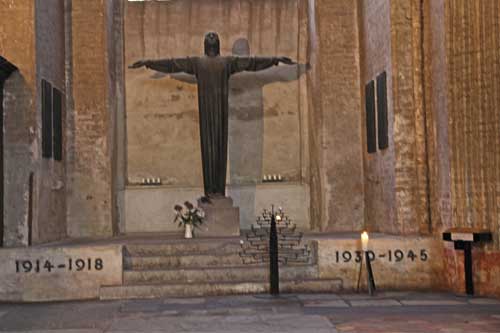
left=0, top=331, right=101, bottom=333
left=401, top=299, right=467, bottom=306
left=333, top=313, right=500, bottom=333
left=468, top=298, right=500, bottom=305
left=162, top=297, right=205, bottom=305
left=349, top=299, right=401, bottom=307
left=297, top=294, right=342, bottom=301
left=303, top=300, right=349, bottom=308
left=1, top=293, right=500, bottom=333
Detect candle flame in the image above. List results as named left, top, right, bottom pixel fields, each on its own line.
left=361, top=231, right=369, bottom=251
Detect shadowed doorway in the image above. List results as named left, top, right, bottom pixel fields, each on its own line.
left=0, top=56, right=17, bottom=247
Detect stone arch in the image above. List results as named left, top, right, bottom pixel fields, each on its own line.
left=0, top=56, right=18, bottom=247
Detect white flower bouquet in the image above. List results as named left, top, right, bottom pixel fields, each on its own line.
left=173, top=201, right=205, bottom=228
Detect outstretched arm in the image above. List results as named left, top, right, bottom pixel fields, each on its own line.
left=259, top=62, right=311, bottom=84
left=129, top=58, right=195, bottom=75
left=230, top=56, right=295, bottom=74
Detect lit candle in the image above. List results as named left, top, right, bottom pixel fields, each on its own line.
left=361, top=231, right=369, bottom=252
left=263, top=175, right=268, bottom=182
left=273, top=174, right=277, bottom=181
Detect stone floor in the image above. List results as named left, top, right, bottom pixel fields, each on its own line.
left=1, top=292, right=500, bottom=332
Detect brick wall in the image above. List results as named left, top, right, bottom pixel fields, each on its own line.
left=439, top=0, right=500, bottom=297
left=444, top=0, right=500, bottom=243
left=309, top=0, right=364, bottom=231
left=66, top=0, right=114, bottom=238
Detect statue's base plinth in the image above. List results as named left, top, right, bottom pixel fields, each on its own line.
left=197, top=196, right=240, bottom=237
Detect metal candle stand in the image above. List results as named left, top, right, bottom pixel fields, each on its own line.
left=239, top=205, right=311, bottom=296
left=443, top=229, right=492, bottom=295
left=365, top=251, right=376, bottom=296
left=358, top=232, right=376, bottom=296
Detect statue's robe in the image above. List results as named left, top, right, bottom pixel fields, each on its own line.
left=143, top=56, right=281, bottom=196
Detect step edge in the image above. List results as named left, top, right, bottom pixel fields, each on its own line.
left=103, top=277, right=342, bottom=289
left=123, top=264, right=317, bottom=273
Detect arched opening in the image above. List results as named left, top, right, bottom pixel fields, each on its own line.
left=0, top=56, right=18, bottom=247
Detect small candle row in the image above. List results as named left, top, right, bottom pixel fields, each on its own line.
left=263, top=174, right=284, bottom=182
left=141, top=178, right=162, bottom=185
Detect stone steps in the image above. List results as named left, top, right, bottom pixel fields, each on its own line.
left=98, top=240, right=328, bottom=299
left=124, top=241, right=242, bottom=257
left=124, top=265, right=319, bottom=284
left=100, top=279, right=343, bottom=300
left=124, top=253, right=245, bottom=269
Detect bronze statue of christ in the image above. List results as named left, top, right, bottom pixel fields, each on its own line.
left=130, top=32, right=295, bottom=197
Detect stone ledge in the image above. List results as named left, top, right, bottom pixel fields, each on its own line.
left=124, top=183, right=310, bottom=233
left=0, top=244, right=123, bottom=302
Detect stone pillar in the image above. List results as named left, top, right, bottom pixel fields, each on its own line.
left=359, top=0, right=432, bottom=235
left=390, top=0, right=430, bottom=235
left=308, top=0, right=365, bottom=232
left=35, top=0, right=67, bottom=244
left=66, top=0, right=115, bottom=238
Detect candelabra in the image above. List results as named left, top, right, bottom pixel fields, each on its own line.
left=239, top=205, right=311, bottom=296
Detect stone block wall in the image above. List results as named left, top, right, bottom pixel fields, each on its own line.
left=318, top=236, right=446, bottom=292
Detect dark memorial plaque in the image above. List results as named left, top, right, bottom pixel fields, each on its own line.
left=376, top=71, right=389, bottom=150
left=41, top=80, right=53, bottom=159
left=52, top=88, right=63, bottom=161
left=365, top=80, right=376, bottom=153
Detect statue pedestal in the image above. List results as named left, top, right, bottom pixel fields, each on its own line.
left=197, top=196, right=240, bottom=237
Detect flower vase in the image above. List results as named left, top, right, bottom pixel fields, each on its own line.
left=184, top=223, right=193, bottom=239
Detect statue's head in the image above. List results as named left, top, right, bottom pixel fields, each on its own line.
left=204, top=32, right=220, bottom=57
left=232, top=38, right=250, bottom=56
